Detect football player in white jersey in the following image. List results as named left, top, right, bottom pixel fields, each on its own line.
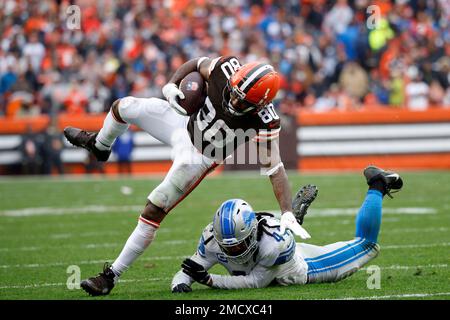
left=171, top=166, right=403, bottom=292
left=63, top=56, right=306, bottom=296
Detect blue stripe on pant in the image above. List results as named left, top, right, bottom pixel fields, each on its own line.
left=304, top=239, right=379, bottom=283
left=301, top=190, right=383, bottom=283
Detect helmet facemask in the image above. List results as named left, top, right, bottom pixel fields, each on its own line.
left=224, top=81, right=263, bottom=116
left=225, top=62, right=280, bottom=116
left=217, top=225, right=258, bottom=264
left=213, top=199, right=259, bottom=264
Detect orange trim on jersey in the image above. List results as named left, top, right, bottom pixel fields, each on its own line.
left=166, top=162, right=219, bottom=213
left=139, top=216, right=161, bottom=228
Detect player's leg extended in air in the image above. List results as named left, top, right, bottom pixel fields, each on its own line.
left=64, top=97, right=217, bottom=296
left=297, top=166, right=403, bottom=283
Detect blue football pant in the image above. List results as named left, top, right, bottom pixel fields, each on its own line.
left=297, top=190, right=383, bottom=283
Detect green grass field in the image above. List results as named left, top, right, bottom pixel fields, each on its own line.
left=0, top=170, right=449, bottom=300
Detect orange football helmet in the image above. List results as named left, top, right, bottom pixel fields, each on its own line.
left=227, top=62, right=281, bottom=115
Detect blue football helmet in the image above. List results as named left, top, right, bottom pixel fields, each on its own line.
left=212, top=199, right=258, bottom=264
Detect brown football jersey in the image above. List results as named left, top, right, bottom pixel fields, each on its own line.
left=187, top=56, right=281, bottom=160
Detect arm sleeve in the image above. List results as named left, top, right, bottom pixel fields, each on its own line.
left=210, top=264, right=277, bottom=289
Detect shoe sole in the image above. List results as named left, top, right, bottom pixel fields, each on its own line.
left=296, top=184, right=318, bottom=205
left=80, top=280, right=111, bottom=297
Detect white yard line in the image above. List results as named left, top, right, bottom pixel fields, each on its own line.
left=0, top=206, right=438, bottom=218
left=0, top=205, right=144, bottom=217
left=321, top=227, right=449, bottom=237
left=6, top=225, right=442, bottom=241
left=0, top=277, right=172, bottom=290
left=0, top=239, right=190, bottom=253
left=383, top=242, right=450, bottom=249
left=360, top=264, right=447, bottom=271
left=337, top=292, right=450, bottom=300
left=0, top=264, right=447, bottom=290
left=2, top=240, right=449, bottom=255
left=269, top=207, right=437, bottom=218
left=0, top=255, right=189, bottom=269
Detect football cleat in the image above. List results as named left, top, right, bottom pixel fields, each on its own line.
left=64, top=127, right=111, bottom=162
left=80, top=263, right=116, bottom=296
left=292, top=184, right=318, bottom=225
left=364, top=165, right=403, bottom=198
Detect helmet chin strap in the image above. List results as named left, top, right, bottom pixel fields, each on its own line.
left=227, top=100, right=256, bottom=116
left=227, top=101, right=246, bottom=116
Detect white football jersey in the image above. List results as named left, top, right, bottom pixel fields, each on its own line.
left=171, top=216, right=308, bottom=289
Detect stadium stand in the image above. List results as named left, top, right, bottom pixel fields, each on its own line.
left=0, top=0, right=449, bottom=174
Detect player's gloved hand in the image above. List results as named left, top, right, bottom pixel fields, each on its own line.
left=162, top=82, right=187, bottom=116
left=279, top=211, right=311, bottom=239
left=181, top=258, right=212, bottom=286
left=172, top=283, right=192, bottom=293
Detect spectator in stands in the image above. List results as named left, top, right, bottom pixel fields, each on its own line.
left=338, top=61, right=369, bottom=103
left=20, top=125, right=40, bottom=175
left=0, top=0, right=448, bottom=115
left=405, top=66, right=430, bottom=111
left=112, top=131, right=134, bottom=175
left=41, top=122, right=64, bottom=175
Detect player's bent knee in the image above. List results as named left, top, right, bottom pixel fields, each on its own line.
left=117, top=96, right=141, bottom=121
left=141, top=200, right=167, bottom=223
left=148, top=178, right=185, bottom=212
left=111, top=99, right=126, bottom=123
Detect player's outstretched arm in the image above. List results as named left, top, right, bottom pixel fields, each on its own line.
left=257, top=137, right=292, bottom=213
left=209, top=264, right=276, bottom=289
left=181, top=258, right=276, bottom=289
left=257, top=137, right=310, bottom=238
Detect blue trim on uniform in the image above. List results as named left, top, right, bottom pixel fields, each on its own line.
left=221, top=200, right=236, bottom=239
left=197, top=235, right=206, bottom=257
left=307, top=240, right=376, bottom=275
left=273, top=239, right=296, bottom=266
left=304, top=238, right=365, bottom=262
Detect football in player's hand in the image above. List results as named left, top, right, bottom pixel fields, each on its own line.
left=178, top=71, right=206, bottom=115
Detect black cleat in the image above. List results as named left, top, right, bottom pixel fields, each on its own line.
left=364, top=165, right=403, bottom=198
left=80, top=263, right=116, bottom=296
left=64, top=127, right=111, bottom=162
left=292, top=184, right=318, bottom=225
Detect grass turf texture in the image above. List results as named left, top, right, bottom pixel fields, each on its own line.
left=0, top=170, right=449, bottom=300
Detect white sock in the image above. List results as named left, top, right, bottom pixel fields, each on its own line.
left=111, top=217, right=159, bottom=279
left=95, top=110, right=129, bottom=151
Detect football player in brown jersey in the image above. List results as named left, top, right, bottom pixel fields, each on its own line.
left=64, top=56, right=309, bottom=296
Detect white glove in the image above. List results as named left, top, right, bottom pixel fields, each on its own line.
left=162, top=83, right=187, bottom=116
left=279, top=211, right=311, bottom=239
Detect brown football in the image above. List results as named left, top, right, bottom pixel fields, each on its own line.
left=178, top=71, right=206, bottom=115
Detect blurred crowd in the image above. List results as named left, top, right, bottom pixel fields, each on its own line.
left=0, top=0, right=449, bottom=118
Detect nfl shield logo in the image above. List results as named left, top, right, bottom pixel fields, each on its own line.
left=186, top=81, right=199, bottom=91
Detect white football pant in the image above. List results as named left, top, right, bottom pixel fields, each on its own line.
left=296, top=238, right=380, bottom=283
left=117, top=97, right=218, bottom=212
